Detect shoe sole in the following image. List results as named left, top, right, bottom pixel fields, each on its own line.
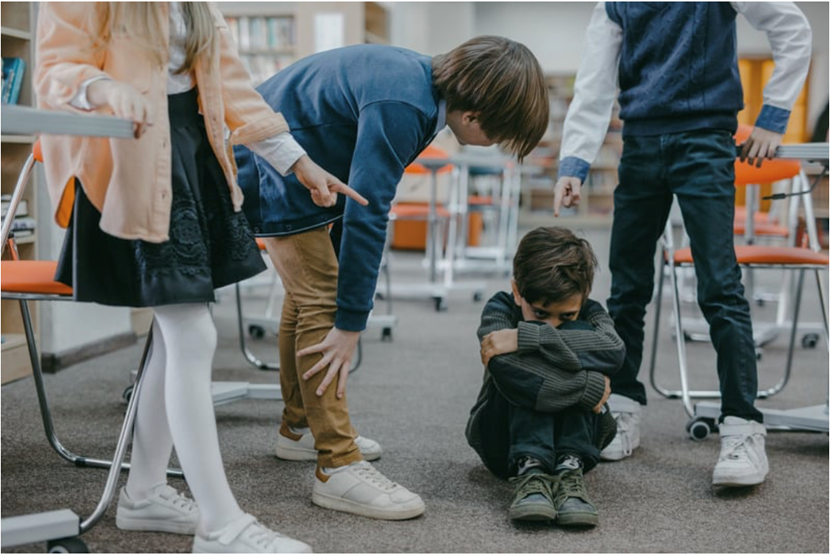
left=311, top=491, right=425, bottom=520
left=116, top=515, right=196, bottom=535
left=712, top=473, right=767, bottom=487
left=509, top=504, right=557, bottom=522
left=276, top=445, right=382, bottom=462
left=556, top=512, right=598, bottom=527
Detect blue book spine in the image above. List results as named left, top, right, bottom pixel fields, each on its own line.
left=2, top=57, right=26, bottom=104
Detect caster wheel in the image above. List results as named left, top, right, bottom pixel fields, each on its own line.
left=473, top=292, right=483, bottom=302
left=802, top=333, right=819, bottom=349
left=248, top=325, right=265, bottom=340
left=48, top=538, right=89, bottom=553
left=755, top=348, right=763, bottom=362
left=381, top=327, right=393, bottom=342
left=433, top=297, right=448, bottom=312
left=756, top=298, right=765, bottom=307
left=686, top=418, right=714, bottom=441
left=121, top=384, right=134, bottom=404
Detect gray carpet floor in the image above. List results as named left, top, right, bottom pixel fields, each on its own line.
left=2, top=227, right=828, bottom=553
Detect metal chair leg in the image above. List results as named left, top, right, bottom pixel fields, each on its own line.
left=235, top=282, right=279, bottom=371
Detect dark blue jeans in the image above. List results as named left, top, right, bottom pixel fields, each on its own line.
left=606, top=130, right=762, bottom=423
left=476, top=388, right=602, bottom=479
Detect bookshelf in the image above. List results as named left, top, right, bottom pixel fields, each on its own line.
left=520, top=73, right=622, bottom=227
left=219, top=2, right=389, bottom=86
left=1, top=1, right=36, bottom=384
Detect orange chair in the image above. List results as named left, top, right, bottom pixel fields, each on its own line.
left=648, top=141, right=829, bottom=439
left=0, top=142, right=174, bottom=549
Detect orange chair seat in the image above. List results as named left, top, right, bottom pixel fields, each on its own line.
left=673, top=245, right=829, bottom=266
left=1, top=260, right=74, bottom=296
left=255, top=238, right=268, bottom=251
left=733, top=221, right=790, bottom=237
left=390, top=204, right=451, bottom=219
left=734, top=206, right=770, bottom=223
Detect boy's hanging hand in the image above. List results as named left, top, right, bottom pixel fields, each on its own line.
left=480, top=329, right=519, bottom=367
left=553, top=176, right=582, bottom=217
left=740, top=127, right=783, bottom=168
left=593, top=375, right=612, bottom=414
left=291, top=155, right=369, bottom=208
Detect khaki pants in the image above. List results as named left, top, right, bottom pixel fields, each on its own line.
left=261, top=228, right=361, bottom=468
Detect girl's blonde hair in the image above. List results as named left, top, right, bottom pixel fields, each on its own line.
left=95, top=2, right=216, bottom=72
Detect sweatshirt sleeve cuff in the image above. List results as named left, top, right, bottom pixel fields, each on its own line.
left=578, top=371, right=607, bottom=412
left=334, top=307, right=369, bottom=333
left=557, top=156, right=590, bottom=183
left=755, top=105, right=791, bottom=135
left=517, top=321, right=542, bottom=353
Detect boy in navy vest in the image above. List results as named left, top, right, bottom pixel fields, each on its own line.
left=235, top=37, right=549, bottom=520
left=554, top=2, right=811, bottom=487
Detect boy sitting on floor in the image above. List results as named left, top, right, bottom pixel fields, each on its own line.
left=466, top=226, right=624, bottom=526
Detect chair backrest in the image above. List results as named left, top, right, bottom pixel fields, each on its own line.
left=734, top=124, right=801, bottom=186
left=404, top=144, right=453, bottom=175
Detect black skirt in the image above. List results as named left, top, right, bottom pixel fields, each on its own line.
left=55, top=88, right=266, bottom=307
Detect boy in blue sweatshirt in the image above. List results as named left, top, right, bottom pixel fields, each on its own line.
left=553, top=2, right=811, bottom=487
left=235, top=37, right=550, bottom=520
left=467, top=226, right=624, bottom=526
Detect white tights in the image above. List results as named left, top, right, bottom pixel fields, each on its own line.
left=125, top=303, right=244, bottom=532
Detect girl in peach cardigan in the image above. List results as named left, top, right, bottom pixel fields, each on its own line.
left=36, top=3, right=364, bottom=552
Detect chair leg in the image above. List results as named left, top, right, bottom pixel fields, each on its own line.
left=20, top=299, right=183, bottom=479
left=235, top=282, right=279, bottom=371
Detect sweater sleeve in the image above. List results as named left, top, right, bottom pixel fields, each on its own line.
left=478, top=293, right=608, bottom=413
left=335, top=101, right=431, bottom=331
left=516, top=299, right=625, bottom=376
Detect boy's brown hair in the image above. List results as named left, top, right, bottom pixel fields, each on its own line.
left=512, top=226, right=597, bottom=306
left=432, top=36, right=549, bottom=161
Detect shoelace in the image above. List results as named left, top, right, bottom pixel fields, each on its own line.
left=614, top=412, right=634, bottom=456
left=720, top=434, right=760, bottom=461
left=509, top=474, right=555, bottom=503
left=158, top=489, right=197, bottom=513
left=246, top=521, right=286, bottom=550
left=555, top=470, right=588, bottom=503
left=354, top=462, right=398, bottom=491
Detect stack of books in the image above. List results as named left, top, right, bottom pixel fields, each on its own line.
left=1, top=194, right=35, bottom=237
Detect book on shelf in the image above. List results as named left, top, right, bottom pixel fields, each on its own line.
left=2, top=57, right=26, bottom=105
left=1, top=198, right=29, bottom=218
left=10, top=216, right=35, bottom=232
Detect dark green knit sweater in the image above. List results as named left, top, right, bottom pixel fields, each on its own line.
left=466, top=291, right=625, bottom=456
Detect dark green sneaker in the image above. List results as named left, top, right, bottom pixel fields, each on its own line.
left=553, top=468, right=598, bottom=527
left=508, top=472, right=558, bottom=522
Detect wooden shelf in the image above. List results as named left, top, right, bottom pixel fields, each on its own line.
left=0, top=26, right=31, bottom=40
left=1, top=334, right=32, bottom=385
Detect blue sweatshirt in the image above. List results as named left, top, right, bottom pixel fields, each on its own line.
left=234, top=45, right=442, bottom=332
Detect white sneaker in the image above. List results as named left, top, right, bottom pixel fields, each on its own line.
left=116, top=484, right=199, bottom=534
left=600, top=394, right=642, bottom=461
left=712, top=416, right=768, bottom=487
left=192, top=513, right=312, bottom=553
left=312, top=461, right=425, bottom=520
left=276, top=432, right=382, bottom=462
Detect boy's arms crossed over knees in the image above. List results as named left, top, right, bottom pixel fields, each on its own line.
left=477, top=292, right=615, bottom=414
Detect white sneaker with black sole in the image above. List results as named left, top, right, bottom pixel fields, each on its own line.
left=713, top=416, right=768, bottom=487
left=116, top=484, right=199, bottom=534
left=312, top=461, right=425, bottom=520
left=600, top=393, right=642, bottom=461
left=276, top=432, right=382, bottom=462
left=192, top=513, right=312, bottom=553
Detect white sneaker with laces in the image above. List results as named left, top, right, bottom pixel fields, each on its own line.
left=312, top=461, right=425, bottom=520
left=276, top=432, right=382, bottom=462
left=192, top=513, right=312, bottom=553
left=712, top=416, right=768, bottom=487
left=116, top=484, right=199, bottom=534
left=600, top=394, right=641, bottom=461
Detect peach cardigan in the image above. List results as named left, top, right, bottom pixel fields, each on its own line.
left=35, top=3, right=289, bottom=242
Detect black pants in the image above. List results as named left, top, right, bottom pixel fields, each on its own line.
left=476, top=387, right=603, bottom=480
left=606, top=130, right=761, bottom=422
